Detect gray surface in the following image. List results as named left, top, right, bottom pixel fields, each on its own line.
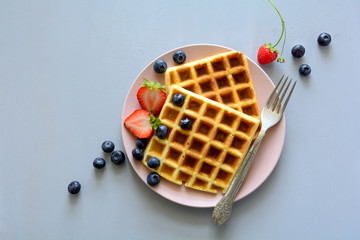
left=1, top=0, right=359, bottom=239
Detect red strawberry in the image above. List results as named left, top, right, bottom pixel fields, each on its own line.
left=257, top=1, right=287, bottom=65
left=257, top=44, right=278, bottom=65
left=137, top=78, right=166, bottom=115
left=124, top=109, right=161, bottom=138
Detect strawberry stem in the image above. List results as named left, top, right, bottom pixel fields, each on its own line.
left=149, top=110, right=161, bottom=130
left=277, top=24, right=286, bottom=63
left=268, top=0, right=286, bottom=62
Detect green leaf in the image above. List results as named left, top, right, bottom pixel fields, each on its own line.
left=141, top=78, right=166, bottom=92
left=141, top=78, right=150, bottom=87
left=265, top=43, right=279, bottom=54
left=149, top=110, right=161, bottom=130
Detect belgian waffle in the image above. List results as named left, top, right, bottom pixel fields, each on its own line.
left=142, top=85, right=260, bottom=193
left=165, top=51, right=261, bottom=120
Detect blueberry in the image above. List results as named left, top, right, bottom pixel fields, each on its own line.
left=102, top=140, right=115, bottom=153
left=317, top=32, right=331, bottom=46
left=173, top=50, right=186, bottom=64
left=156, top=125, right=168, bottom=139
left=135, top=138, right=147, bottom=149
left=132, top=147, right=144, bottom=161
left=147, top=157, right=160, bottom=168
left=299, top=64, right=311, bottom=76
left=111, top=150, right=125, bottom=165
left=180, top=118, right=192, bottom=129
left=171, top=93, right=185, bottom=106
left=68, top=181, right=81, bottom=194
left=147, top=172, right=161, bottom=186
left=153, top=59, right=167, bottom=73
left=291, top=44, right=305, bottom=58
left=93, top=157, right=106, bottom=169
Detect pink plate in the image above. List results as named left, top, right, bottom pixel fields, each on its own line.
left=121, top=44, right=285, bottom=208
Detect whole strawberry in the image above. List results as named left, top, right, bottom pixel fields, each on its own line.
left=137, top=78, right=166, bottom=115
left=257, top=0, right=286, bottom=65
left=257, top=44, right=278, bottom=65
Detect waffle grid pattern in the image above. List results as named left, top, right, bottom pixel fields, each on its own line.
left=165, top=51, right=261, bottom=119
left=142, top=85, right=260, bottom=193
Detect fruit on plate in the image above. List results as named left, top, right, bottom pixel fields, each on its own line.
left=156, top=125, right=168, bottom=139
left=135, top=138, right=148, bottom=149
left=318, top=32, right=331, bottom=46
left=137, top=78, right=166, bottom=115
left=147, top=157, right=160, bottom=168
left=291, top=44, right=305, bottom=58
left=299, top=64, right=311, bottom=76
left=68, top=181, right=81, bottom=194
left=257, top=0, right=286, bottom=64
left=132, top=147, right=144, bottom=161
left=173, top=50, right=186, bottom=64
left=179, top=117, right=192, bottom=129
left=124, top=109, right=161, bottom=139
left=153, top=59, right=167, bottom=73
left=101, top=140, right=115, bottom=153
left=171, top=93, right=185, bottom=106
left=147, top=172, right=161, bottom=186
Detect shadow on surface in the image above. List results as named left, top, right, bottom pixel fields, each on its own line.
left=68, top=193, right=80, bottom=204
left=211, top=154, right=284, bottom=237
left=93, top=167, right=106, bottom=180
left=128, top=163, right=212, bottom=225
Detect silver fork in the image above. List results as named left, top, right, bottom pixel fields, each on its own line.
left=212, top=75, right=296, bottom=225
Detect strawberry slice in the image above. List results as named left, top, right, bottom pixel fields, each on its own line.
left=137, top=78, right=166, bottom=115
left=124, top=109, right=161, bottom=138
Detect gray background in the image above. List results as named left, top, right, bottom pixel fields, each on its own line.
left=1, top=0, right=359, bottom=239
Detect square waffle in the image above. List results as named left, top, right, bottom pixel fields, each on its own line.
left=142, top=85, right=260, bottom=193
left=165, top=50, right=261, bottom=120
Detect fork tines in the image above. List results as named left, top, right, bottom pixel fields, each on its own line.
left=267, top=75, right=297, bottom=113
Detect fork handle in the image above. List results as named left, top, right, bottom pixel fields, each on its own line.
left=212, top=130, right=265, bottom=225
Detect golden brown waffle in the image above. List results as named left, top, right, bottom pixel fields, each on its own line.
left=142, top=85, right=260, bottom=193
left=165, top=50, right=261, bottom=120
